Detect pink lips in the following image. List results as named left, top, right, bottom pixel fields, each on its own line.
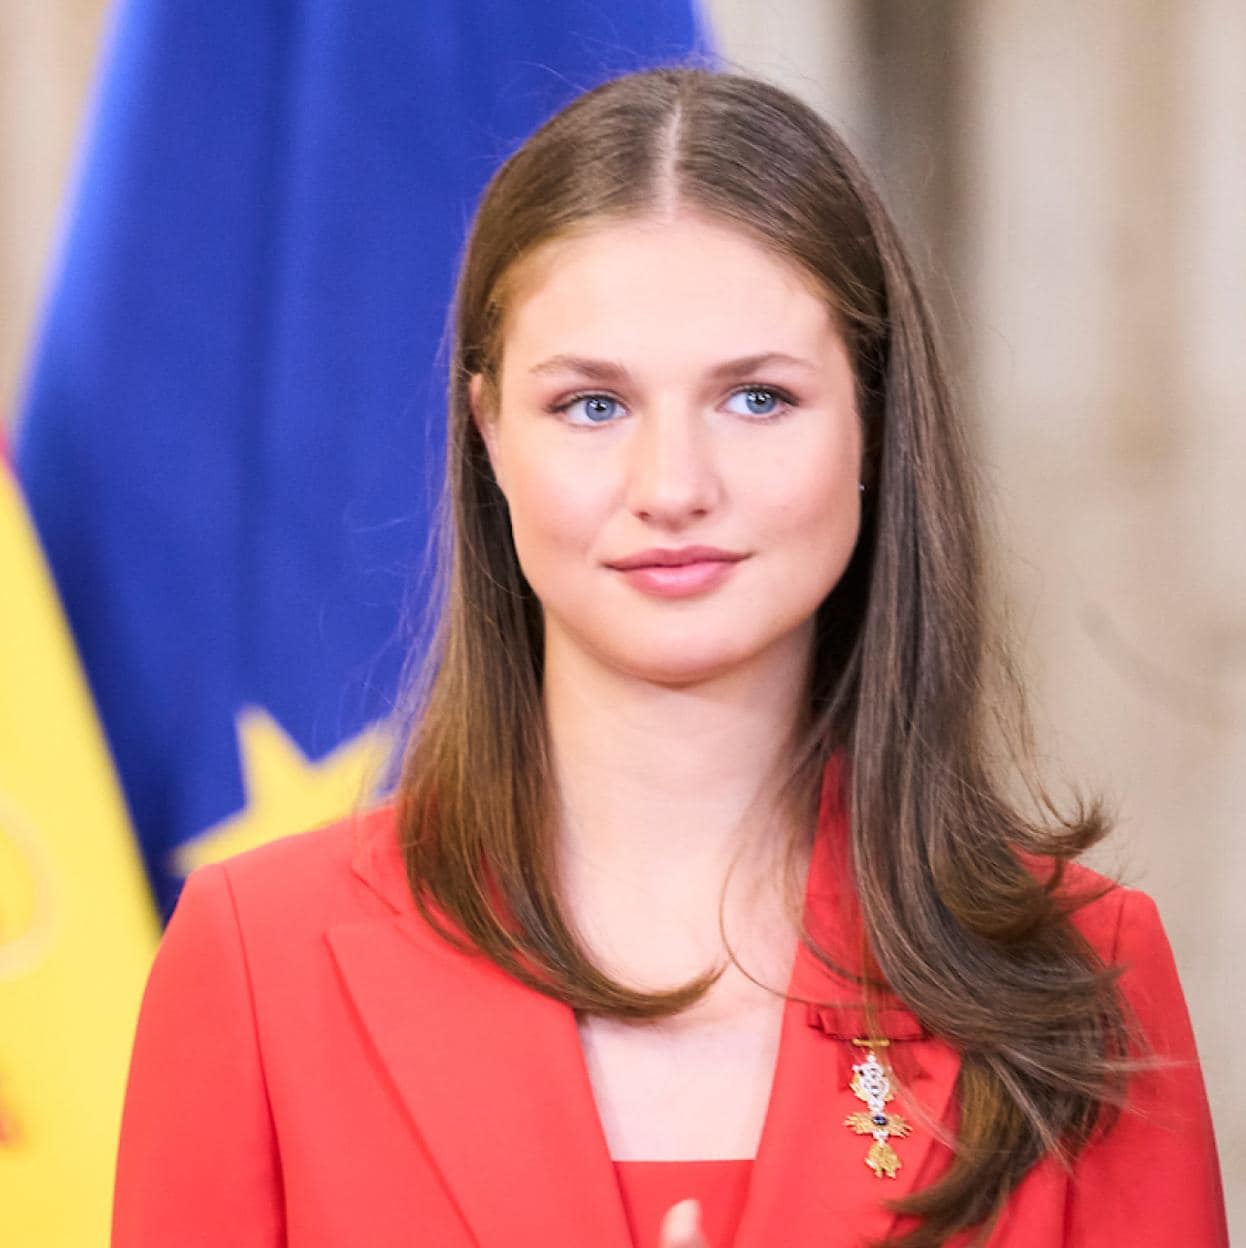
left=605, top=546, right=747, bottom=599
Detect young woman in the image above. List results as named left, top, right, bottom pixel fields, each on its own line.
left=112, top=68, right=1228, bottom=1247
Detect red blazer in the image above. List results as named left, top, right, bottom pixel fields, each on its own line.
left=113, top=791, right=1228, bottom=1246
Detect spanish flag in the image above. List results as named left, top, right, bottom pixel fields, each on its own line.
left=0, top=453, right=159, bottom=1245
left=6, top=8, right=708, bottom=1241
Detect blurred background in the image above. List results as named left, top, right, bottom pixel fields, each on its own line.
left=2, top=0, right=1241, bottom=1241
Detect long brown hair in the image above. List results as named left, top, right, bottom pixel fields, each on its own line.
left=395, top=67, right=1131, bottom=1245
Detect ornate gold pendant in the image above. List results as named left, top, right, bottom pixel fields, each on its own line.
left=843, top=1040, right=911, bottom=1179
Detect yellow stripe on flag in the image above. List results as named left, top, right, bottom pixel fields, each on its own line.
left=0, top=462, right=159, bottom=1246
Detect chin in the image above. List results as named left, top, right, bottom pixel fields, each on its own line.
left=545, top=603, right=811, bottom=689
left=602, top=635, right=777, bottom=689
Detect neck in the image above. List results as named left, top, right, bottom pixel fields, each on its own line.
left=541, top=621, right=817, bottom=993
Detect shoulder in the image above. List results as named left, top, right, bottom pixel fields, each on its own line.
left=1048, top=863, right=1138, bottom=958
left=1047, top=878, right=1227, bottom=1242
left=1026, top=856, right=1164, bottom=969
left=170, top=803, right=407, bottom=948
left=1046, top=859, right=1198, bottom=1061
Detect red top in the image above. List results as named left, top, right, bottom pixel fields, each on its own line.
left=112, top=791, right=1229, bottom=1246
left=614, top=1160, right=753, bottom=1248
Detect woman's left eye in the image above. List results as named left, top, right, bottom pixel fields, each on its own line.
left=724, top=386, right=794, bottom=419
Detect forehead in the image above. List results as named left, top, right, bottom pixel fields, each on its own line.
left=498, top=214, right=842, bottom=373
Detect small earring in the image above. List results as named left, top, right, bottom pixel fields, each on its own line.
left=858, top=482, right=866, bottom=493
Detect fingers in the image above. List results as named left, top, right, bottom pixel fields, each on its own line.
left=658, top=1198, right=710, bottom=1248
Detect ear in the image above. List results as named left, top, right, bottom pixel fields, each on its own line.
left=468, top=372, right=505, bottom=492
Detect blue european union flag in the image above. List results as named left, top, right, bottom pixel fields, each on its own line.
left=16, top=0, right=711, bottom=917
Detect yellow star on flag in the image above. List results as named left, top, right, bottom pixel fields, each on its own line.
left=173, top=706, right=390, bottom=876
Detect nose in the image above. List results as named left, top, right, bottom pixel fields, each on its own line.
left=623, top=404, right=724, bottom=526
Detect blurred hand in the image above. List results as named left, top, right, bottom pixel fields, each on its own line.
left=658, top=1198, right=712, bottom=1248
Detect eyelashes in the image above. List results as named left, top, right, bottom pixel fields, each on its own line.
left=548, top=383, right=799, bottom=427
left=555, top=393, right=626, bottom=425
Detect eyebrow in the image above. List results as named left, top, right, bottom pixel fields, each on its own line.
left=527, top=351, right=819, bottom=383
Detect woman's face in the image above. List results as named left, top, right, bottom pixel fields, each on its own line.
left=472, top=212, right=863, bottom=688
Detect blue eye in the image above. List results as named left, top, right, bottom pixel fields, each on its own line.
left=725, top=386, right=790, bottom=419
left=560, top=394, right=624, bottom=425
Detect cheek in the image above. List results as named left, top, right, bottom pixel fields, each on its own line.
left=503, top=447, right=609, bottom=573
left=746, top=432, right=861, bottom=558
left=789, top=464, right=860, bottom=543
left=736, top=461, right=861, bottom=630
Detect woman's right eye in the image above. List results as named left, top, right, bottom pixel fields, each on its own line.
left=556, top=393, right=626, bottom=425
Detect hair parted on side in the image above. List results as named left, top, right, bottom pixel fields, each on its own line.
left=394, top=66, right=1134, bottom=1246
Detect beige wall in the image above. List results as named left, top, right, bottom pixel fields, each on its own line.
left=961, top=2, right=1245, bottom=1213
left=3, top=0, right=1241, bottom=1234
left=0, top=0, right=109, bottom=424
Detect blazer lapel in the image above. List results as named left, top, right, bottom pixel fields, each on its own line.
left=735, top=767, right=961, bottom=1247
left=327, top=811, right=633, bottom=1248
left=335, top=768, right=962, bottom=1248
left=734, top=945, right=960, bottom=1247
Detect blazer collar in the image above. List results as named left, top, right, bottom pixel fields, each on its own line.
left=332, top=761, right=958, bottom=1246
left=737, top=760, right=960, bottom=1245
